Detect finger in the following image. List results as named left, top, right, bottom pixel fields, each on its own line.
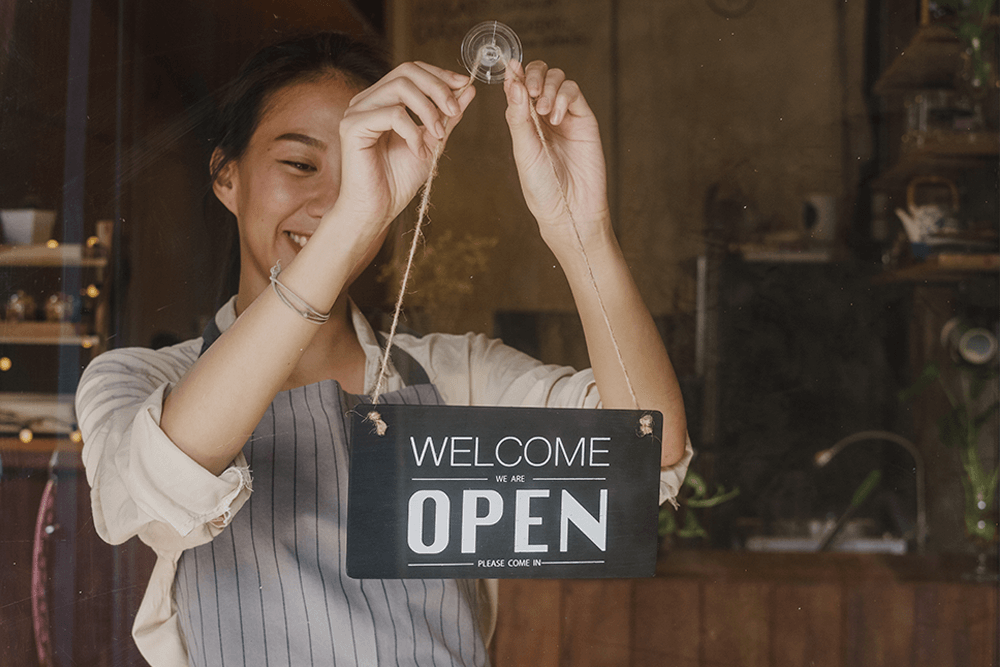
left=351, top=76, right=451, bottom=139
left=559, top=80, right=594, bottom=124
left=443, top=84, right=477, bottom=135
left=535, top=67, right=567, bottom=116
left=340, top=104, right=429, bottom=160
left=356, top=62, right=465, bottom=117
left=503, top=61, right=540, bottom=146
left=503, top=60, right=530, bottom=122
left=412, top=61, right=474, bottom=93
left=523, top=60, right=549, bottom=99
left=548, top=79, right=582, bottom=125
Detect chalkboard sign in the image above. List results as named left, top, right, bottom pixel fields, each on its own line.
left=346, top=404, right=661, bottom=579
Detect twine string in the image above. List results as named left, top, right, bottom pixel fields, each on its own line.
left=367, top=55, right=649, bottom=437
left=521, top=87, right=642, bottom=418
left=365, top=55, right=481, bottom=435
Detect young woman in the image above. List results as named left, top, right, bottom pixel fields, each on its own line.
left=76, top=32, right=692, bottom=667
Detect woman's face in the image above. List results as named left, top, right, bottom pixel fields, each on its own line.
left=214, top=74, right=361, bottom=299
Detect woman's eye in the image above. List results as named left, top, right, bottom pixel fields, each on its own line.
left=280, top=160, right=316, bottom=173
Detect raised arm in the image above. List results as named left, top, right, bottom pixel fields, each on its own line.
left=160, top=64, right=476, bottom=475
left=503, top=60, right=687, bottom=467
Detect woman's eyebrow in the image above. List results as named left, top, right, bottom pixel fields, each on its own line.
left=275, top=132, right=327, bottom=150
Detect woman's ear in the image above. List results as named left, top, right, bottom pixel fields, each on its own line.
left=210, top=147, right=239, bottom=216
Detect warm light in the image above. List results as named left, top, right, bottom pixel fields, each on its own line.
left=814, top=449, right=834, bottom=467
left=85, top=284, right=100, bottom=298
left=70, top=429, right=83, bottom=443
left=86, top=236, right=100, bottom=248
left=0, top=357, right=11, bottom=372
left=19, top=428, right=33, bottom=444
left=46, top=239, right=59, bottom=249
left=81, top=338, right=95, bottom=349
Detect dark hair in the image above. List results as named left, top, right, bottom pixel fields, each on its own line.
left=211, top=32, right=390, bottom=181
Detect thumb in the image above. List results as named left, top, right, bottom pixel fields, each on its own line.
left=503, top=61, right=539, bottom=146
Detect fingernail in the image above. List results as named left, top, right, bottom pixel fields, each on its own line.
left=435, top=120, right=445, bottom=138
left=512, top=82, right=524, bottom=104
left=448, top=97, right=460, bottom=115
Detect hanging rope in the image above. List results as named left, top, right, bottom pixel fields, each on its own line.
left=367, top=57, right=648, bottom=436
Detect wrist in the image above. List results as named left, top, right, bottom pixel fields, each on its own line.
left=543, top=214, right=619, bottom=268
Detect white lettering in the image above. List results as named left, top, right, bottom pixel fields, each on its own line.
left=410, top=436, right=448, bottom=467
left=514, top=489, right=549, bottom=553
left=523, top=436, right=552, bottom=467
left=474, top=437, right=493, bottom=467
left=407, top=490, right=450, bottom=554
left=461, top=490, right=503, bottom=553
left=450, top=436, right=473, bottom=467
left=556, top=437, right=586, bottom=466
left=496, top=436, right=522, bottom=467
left=560, top=489, right=608, bottom=551
left=589, top=437, right=611, bottom=467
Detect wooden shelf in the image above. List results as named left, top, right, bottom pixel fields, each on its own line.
left=874, top=25, right=965, bottom=94
left=0, top=435, right=82, bottom=469
left=0, top=321, right=100, bottom=346
left=0, top=243, right=107, bottom=267
left=877, top=252, right=1000, bottom=282
left=875, top=132, right=999, bottom=188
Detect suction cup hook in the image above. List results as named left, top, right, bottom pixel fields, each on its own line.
left=461, top=21, right=522, bottom=84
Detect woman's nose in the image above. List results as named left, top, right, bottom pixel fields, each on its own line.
left=305, top=177, right=340, bottom=218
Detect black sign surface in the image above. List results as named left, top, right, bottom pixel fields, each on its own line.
left=346, top=404, right=661, bottom=579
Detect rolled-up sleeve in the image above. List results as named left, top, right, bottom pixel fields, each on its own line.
left=76, top=345, right=252, bottom=553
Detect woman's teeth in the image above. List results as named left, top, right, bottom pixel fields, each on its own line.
left=287, top=232, right=309, bottom=248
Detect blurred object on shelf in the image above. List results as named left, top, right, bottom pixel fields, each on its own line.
left=905, top=89, right=985, bottom=137
left=908, top=174, right=961, bottom=213
left=802, top=193, right=837, bottom=242
left=5, top=291, right=37, bottom=322
left=44, top=294, right=79, bottom=323
left=895, top=175, right=998, bottom=259
left=0, top=209, right=57, bottom=246
left=942, top=316, right=999, bottom=365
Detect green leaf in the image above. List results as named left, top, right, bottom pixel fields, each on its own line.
left=658, top=505, right=677, bottom=537
left=899, top=363, right=940, bottom=403
left=684, top=470, right=708, bottom=499
left=851, top=469, right=882, bottom=508
left=676, top=511, right=708, bottom=539
left=687, top=487, right=741, bottom=508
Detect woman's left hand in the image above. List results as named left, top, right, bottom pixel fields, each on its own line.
left=503, top=60, right=611, bottom=246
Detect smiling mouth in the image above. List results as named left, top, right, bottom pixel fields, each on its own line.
left=286, top=231, right=310, bottom=248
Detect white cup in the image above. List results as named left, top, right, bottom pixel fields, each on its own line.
left=0, top=209, right=58, bottom=245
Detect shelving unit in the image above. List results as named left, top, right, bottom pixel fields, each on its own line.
left=873, top=12, right=999, bottom=283
left=870, top=4, right=999, bottom=555
left=0, top=240, right=111, bottom=436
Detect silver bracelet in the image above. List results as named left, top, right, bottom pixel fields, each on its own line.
left=269, top=261, right=331, bottom=325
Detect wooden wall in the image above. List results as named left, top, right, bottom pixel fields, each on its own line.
left=493, top=550, right=1000, bottom=667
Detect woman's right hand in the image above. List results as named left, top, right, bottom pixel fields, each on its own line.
left=328, top=62, right=476, bottom=241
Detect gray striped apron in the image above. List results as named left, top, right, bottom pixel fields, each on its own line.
left=173, top=319, right=490, bottom=666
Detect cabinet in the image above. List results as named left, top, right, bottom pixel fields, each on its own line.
left=0, top=235, right=112, bottom=439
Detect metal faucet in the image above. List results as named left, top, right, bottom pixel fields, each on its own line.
left=814, top=430, right=927, bottom=554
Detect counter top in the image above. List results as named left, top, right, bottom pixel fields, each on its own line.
left=657, top=548, right=996, bottom=585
